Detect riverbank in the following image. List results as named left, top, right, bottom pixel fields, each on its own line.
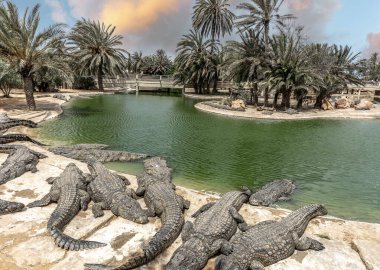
left=1, top=90, right=380, bottom=269
left=195, top=101, right=380, bottom=120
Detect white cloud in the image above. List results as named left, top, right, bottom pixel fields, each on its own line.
left=44, top=0, right=67, bottom=23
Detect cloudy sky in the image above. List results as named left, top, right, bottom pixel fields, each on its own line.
left=11, top=0, right=380, bottom=57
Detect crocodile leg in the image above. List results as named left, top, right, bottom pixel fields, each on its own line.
left=27, top=190, right=60, bottom=208
left=78, top=189, right=91, bottom=210
left=292, top=232, right=325, bottom=251
left=229, top=207, right=248, bottom=232
left=175, top=194, right=190, bottom=211
left=46, top=177, right=59, bottom=184
left=249, top=260, right=265, bottom=270
left=92, top=202, right=107, bottom=218
left=191, top=202, right=215, bottom=218
left=26, top=163, right=38, bottom=173
left=115, top=173, right=130, bottom=185
left=211, top=239, right=233, bottom=255
left=125, top=187, right=139, bottom=199
left=181, top=221, right=194, bottom=242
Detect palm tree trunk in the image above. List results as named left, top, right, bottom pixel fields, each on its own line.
left=314, top=94, right=324, bottom=109
left=23, top=75, right=36, bottom=111
left=264, top=88, right=269, bottom=107
left=253, top=82, right=259, bottom=106
left=98, top=65, right=104, bottom=91
left=297, top=98, right=303, bottom=110
left=273, top=91, right=279, bottom=108
left=281, top=89, right=291, bottom=109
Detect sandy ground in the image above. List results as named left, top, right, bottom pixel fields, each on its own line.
left=0, top=90, right=379, bottom=270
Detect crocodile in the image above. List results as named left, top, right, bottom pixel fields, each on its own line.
left=86, top=160, right=149, bottom=224
left=0, top=199, right=25, bottom=215
left=166, top=189, right=251, bottom=270
left=249, top=179, right=296, bottom=206
left=0, top=146, right=46, bottom=185
left=28, top=163, right=106, bottom=251
left=0, top=113, right=37, bottom=131
left=49, top=144, right=148, bottom=162
left=215, top=204, right=327, bottom=270
left=85, top=157, right=190, bottom=270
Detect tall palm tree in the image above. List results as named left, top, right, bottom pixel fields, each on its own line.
left=68, top=19, right=127, bottom=91
left=310, top=44, right=363, bottom=108
left=236, top=0, right=294, bottom=48
left=193, top=0, right=235, bottom=93
left=266, top=34, right=320, bottom=109
left=174, top=30, right=216, bottom=94
left=193, top=0, right=235, bottom=44
left=131, top=51, right=144, bottom=74
left=0, top=1, right=69, bottom=110
left=224, top=29, right=267, bottom=105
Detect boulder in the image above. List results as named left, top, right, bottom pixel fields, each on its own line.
left=285, top=108, right=298, bottom=115
left=335, top=98, right=351, bottom=109
left=231, top=99, right=246, bottom=110
left=321, top=98, right=334, bottom=110
left=355, top=100, right=374, bottom=110
left=352, top=239, right=380, bottom=270
left=220, top=97, right=232, bottom=107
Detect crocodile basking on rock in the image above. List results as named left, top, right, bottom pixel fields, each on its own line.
left=28, top=163, right=106, bottom=251
left=86, top=160, right=149, bottom=224
left=49, top=144, right=148, bottom=163
left=0, top=146, right=47, bottom=185
left=0, top=199, right=25, bottom=216
left=85, top=157, right=190, bottom=270
left=215, top=204, right=327, bottom=270
left=249, top=179, right=296, bottom=206
left=166, top=189, right=251, bottom=270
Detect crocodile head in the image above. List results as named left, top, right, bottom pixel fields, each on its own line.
left=112, top=194, right=149, bottom=224
left=143, top=157, right=172, bottom=181
left=166, top=237, right=210, bottom=270
left=117, top=204, right=149, bottom=224
left=87, top=160, right=101, bottom=178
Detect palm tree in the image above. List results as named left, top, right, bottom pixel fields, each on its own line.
left=193, top=0, right=235, bottom=44
left=236, top=0, right=294, bottom=105
left=151, top=49, right=172, bottom=75
left=0, top=1, right=69, bottom=110
left=265, top=34, right=320, bottom=109
left=68, top=19, right=127, bottom=91
left=131, top=51, right=144, bottom=74
left=310, top=45, right=363, bottom=108
left=224, top=29, right=267, bottom=105
left=193, top=0, right=235, bottom=93
left=174, top=30, right=217, bottom=94
left=236, top=0, right=294, bottom=48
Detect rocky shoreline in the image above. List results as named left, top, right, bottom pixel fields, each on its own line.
left=195, top=101, right=380, bottom=120
left=0, top=90, right=379, bottom=269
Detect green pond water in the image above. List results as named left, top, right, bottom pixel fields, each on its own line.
left=38, top=94, right=380, bottom=223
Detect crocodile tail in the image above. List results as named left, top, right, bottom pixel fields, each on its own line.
left=3, top=120, right=38, bottom=129
left=0, top=134, right=46, bottom=146
left=50, top=227, right=107, bottom=251
left=85, top=206, right=183, bottom=270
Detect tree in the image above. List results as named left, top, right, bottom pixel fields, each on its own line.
left=236, top=0, right=294, bottom=48
left=0, top=62, right=21, bottom=98
left=309, top=45, right=363, bottom=108
left=131, top=51, right=144, bottom=74
left=193, top=0, right=235, bottom=93
left=68, top=19, right=127, bottom=91
left=265, top=34, right=320, bottom=109
left=174, top=30, right=217, bottom=94
left=236, top=0, right=294, bottom=105
left=0, top=1, right=70, bottom=110
left=193, top=0, right=235, bottom=44
left=224, top=29, right=267, bottom=105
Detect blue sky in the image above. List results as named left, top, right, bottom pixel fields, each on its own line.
left=9, top=0, right=380, bottom=57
